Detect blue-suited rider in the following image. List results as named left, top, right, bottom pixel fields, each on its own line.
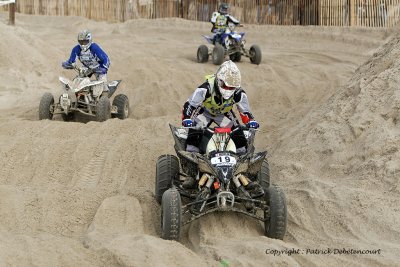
left=62, top=30, right=110, bottom=91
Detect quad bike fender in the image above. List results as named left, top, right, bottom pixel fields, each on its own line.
left=108, top=80, right=121, bottom=98
left=247, top=151, right=267, bottom=175
left=59, top=76, right=72, bottom=87
left=169, top=124, right=188, bottom=152
left=177, top=150, right=217, bottom=177
left=198, top=157, right=217, bottom=176
left=176, top=150, right=199, bottom=177
left=74, top=79, right=103, bottom=93
left=203, top=35, right=214, bottom=45
left=177, top=150, right=198, bottom=165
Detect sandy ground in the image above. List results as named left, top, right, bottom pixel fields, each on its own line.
left=0, top=12, right=399, bottom=266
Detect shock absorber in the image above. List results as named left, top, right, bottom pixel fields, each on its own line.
left=198, top=173, right=211, bottom=187
left=234, top=174, right=253, bottom=210
left=205, top=175, right=215, bottom=188
left=238, top=174, right=250, bottom=186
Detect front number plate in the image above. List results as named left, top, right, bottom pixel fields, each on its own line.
left=211, top=155, right=236, bottom=166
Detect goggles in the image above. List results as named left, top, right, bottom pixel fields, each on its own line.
left=78, top=40, right=89, bottom=45
left=221, top=82, right=237, bottom=91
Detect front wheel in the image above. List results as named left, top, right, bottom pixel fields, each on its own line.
left=96, top=96, right=111, bottom=122
left=161, top=188, right=182, bottom=241
left=155, top=154, right=179, bottom=204
left=197, top=45, right=209, bottom=63
left=257, top=159, right=270, bottom=190
left=264, top=185, right=287, bottom=240
left=39, top=93, right=54, bottom=120
left=212, top=44, right=225, bottom=65
left=249, top=45, right=262, bottom=65
left=112, top=94, right=129, bottom=119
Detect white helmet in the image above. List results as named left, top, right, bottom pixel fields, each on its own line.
left=216, top=60, right=241, bottom=99
left=77, top=30, right=92, bottom=51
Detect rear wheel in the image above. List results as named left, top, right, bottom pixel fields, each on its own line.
left=112, top=94, right=129, bottom=119
left=39, top=93, right=54, bottom=120
left=155, top=154, right=179, bottom=204
left=96, top=95, right=111, bottom=122
left=249, top=45, right=262, bottom=65
left=212, top=44, right=225, bottom=65
left=161, top=188, right=182, bottom=241
left=264, top=185, right=287, bottom=240
left=197, top=45, right=209, bottom=63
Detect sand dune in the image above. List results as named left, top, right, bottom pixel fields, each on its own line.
left=0, top=12, right=398, bottom=266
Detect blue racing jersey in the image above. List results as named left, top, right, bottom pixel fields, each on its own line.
left=66, top=43, right=110, bottom=71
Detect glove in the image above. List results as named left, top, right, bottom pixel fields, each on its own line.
left=62, top=61, right=74, bottom=69
left=247, top=120, right=259, bottom=129
left=79, top=67, right=91, bottom=77
left=182, top=119, right=195, bottom=127
left=93, top=67, right=108, bottom=74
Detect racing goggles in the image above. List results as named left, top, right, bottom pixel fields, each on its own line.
left=221, top=82, right=238, bottom=91
left=78, top=39, right=90, bottom=45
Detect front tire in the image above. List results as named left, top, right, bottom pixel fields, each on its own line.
left=96, top=95, right=111, bottom=122
left=112, top=94, right=129, bottom=120
left=264, top=185, right=287, bottom=240
left=155, top=155, right=179, bottom=204
left=212, top=44, right=225, bottom=65
left=257, top=159, right=270, bottom=190
left=197, top=45, right=209, bottom=63
left=39, top=93, right=54, bottom=120
left=161, top=188, right=182, bottom=241
left=249, top=45, right=262, bottom=65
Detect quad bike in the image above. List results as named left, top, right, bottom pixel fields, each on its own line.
left=38, top=64, right=129, bottom=122
left=197, top=22, right=262, bottom=65
left=155, top=124, right=287, bottom=241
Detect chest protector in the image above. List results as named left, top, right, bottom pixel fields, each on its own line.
left=79, top=48, right=100, bottom=69
left=203, top=75, right=235, bottom=116
left=215, top=14, right=228, bottom=29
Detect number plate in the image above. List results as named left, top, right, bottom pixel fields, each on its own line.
left=211, top=155, right=236, bottom=166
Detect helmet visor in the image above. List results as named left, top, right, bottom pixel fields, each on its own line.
left=78, top=39, right=89, bottom=46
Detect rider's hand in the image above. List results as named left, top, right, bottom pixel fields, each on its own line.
left=182, top=119, right=195, bottom=127
left=247, top=120, right=259, bottom=129
left=79, top=67, right=90, bottom=77
left=93, top=67, right=107, bottom=74
left=62, top=61, right=73, bottom=69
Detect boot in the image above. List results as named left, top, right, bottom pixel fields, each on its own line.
left=182, top=176, right=197, bottom=189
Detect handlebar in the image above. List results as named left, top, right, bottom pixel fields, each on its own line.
left=72, top=64, right=93, bottom=77
left=63, top=63, right=93, bottom=77
left=183, top=124, right=254, bottom=132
